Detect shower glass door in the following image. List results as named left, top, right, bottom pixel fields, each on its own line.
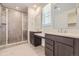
left=0, top=5, right=6, bottom=45
left=8, top=9, right=22, bottom=44
left=0, top=5, right=27, bottom=46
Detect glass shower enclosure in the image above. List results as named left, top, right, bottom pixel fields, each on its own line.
left=0, top=5, right=6, bottom=46
left=0, top=4, right=28, bottom=47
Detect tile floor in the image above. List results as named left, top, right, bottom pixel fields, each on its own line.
left=0, top=43, right=45, bottom=56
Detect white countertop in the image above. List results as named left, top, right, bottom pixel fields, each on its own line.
left=34, top=33, right=45, bottom=37
left=45, top=32, right=79, bottom=39
left=34, top=32, right=79, bottom=39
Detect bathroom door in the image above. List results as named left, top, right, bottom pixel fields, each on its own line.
left=0, top=6, right=6, bottom=45
left=8, top=9, right=22, bottom=44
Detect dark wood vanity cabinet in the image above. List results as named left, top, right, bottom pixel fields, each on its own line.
left=34, top=35, right=42, bottom=46
left=45, top=37, right=54, bottom=56
left=55, top=42, right=73, bottom=56
left=30, top=31, right=41, bottom=46
left=45, top=34, right=79, bottom=56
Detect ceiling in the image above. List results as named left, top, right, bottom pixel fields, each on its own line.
left=2, top=3, right=78, bottom=14
left=2, top=3, right=47, bottom=13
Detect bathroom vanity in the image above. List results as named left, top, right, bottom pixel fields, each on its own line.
left=45, top=33, right=79, bottom=56
left=30, top=31, right=42, bottom=46
left=42, top=4, right=79, bottom=56
left=32, top=3, right=79, bottom=56
left=31, top=31, right=79, bottom=56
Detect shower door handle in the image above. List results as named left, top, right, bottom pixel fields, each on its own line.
left=1, top=23, right=6, bottom=25
left=0, top=26, right=1, bottom=28
left=0, top=25, right=2, bottom=28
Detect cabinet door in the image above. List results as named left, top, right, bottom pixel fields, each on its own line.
left=45, top=48, right=53, bottom=56
left=55, top=42, right=73, bottom=56
left=45, top=39, right=54, bottom=56
left=34, top=35, right=41, bottom=46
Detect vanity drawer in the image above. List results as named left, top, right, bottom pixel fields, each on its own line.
left=45, top=34, right=74, bottom=47
left=45, top=34, right=56, bottom=41
left=45, top=38, right=53, bottom=45
left=55, top=36, right=74, bottom=46
left=45, top=48, right=53, bottom=56
left=45, top=42, right=53, bottom=50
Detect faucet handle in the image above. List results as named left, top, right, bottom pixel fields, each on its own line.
left=64, top=28, right=67, bottom=33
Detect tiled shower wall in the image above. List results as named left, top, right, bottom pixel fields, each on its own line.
left=0, top=5, right=28, bottom=46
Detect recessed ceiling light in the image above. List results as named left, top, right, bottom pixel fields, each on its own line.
left=57, top=7, right=61, bottom=10
left=16, top=7, right=19, bottom=10
left=33, top=5, right=37, bottom=8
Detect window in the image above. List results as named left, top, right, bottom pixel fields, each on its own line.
left=42, top=7, right=51, bottom=27
left=42, top=4, right=51, bottom=27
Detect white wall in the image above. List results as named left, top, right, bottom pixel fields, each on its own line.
left=28, top=7, right=42, bottom=31
left=28, top=7, right=42, bottom=43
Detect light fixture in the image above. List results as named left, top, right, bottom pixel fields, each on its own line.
left=16, top=7, right=19, bottom=10
left=33, top=5, right=37, bottom=8
left=57, top=7, right=61, bottom=10
left=54, top=6, right=61, bottom=11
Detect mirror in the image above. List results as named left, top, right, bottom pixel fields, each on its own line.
left=42, top=4, right=52, bottom=27
left=53, top=3, right=78, bottom=29
left=42, top=3, right=79, bottom=30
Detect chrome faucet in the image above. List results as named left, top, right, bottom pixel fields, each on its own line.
left=64, top=28, right=67, bottom=33
left=58, top=28, right=62, bottom=33
left=58, top=28, right=67, bottom=33
left=60, top=28, right=62, bottom=33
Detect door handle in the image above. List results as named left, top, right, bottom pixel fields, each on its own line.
left=0, top=26, right=2, bottom=28
left=1, top=23, right=6, bottom=25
